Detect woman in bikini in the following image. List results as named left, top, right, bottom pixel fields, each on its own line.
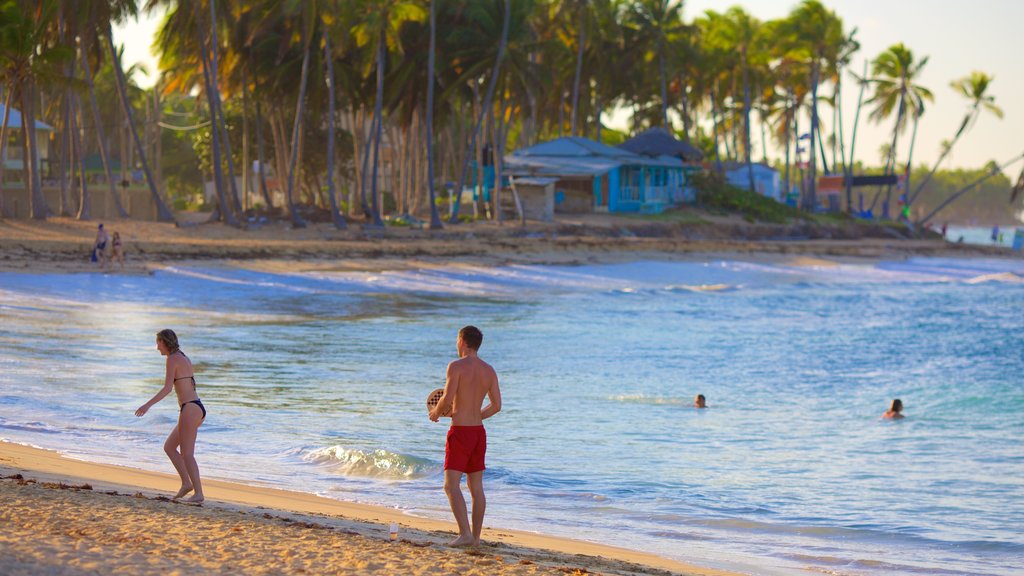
left=111, top=231, right=124, bottom=269
left=135, top=329, right=207, bottom=503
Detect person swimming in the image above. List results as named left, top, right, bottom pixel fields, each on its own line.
left=693, top=394, right=707, bottom=409
left=882, top=398, right=904, bottom=420
left=135, top=329, right=207, bottom=503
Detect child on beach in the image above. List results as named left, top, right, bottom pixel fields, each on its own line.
left=429, top=326, right=502, bottom=547
left=882, top=399, right=904, bottom=420
left=135, top=329, right=207, bottom=503
left=111, top=232, right=124, bottom=270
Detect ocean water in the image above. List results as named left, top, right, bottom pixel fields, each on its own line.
left=1, top=256, right=1022, bottom=576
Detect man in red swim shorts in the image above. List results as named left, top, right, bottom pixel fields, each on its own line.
left=429, top=325, right=502, bottom=547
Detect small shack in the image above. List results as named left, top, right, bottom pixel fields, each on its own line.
left=504, top=136, right=687, bottom=217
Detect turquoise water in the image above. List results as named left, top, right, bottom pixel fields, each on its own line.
left=1, top=257, right=1022, bottom=575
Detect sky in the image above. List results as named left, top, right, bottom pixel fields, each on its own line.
left=113, top=0, right=1023, bottom=171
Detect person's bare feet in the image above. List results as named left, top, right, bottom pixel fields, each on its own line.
left=448, top=534, right=476, bottom=547
left=183, top=494, right=205, bottom=504
left=172, top=485, right=193, bottom=500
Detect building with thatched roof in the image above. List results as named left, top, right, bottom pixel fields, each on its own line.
left=617, top=127, right=704, bottom=164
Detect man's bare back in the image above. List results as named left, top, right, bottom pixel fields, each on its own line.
left=445, top=356, right=499, bottom=426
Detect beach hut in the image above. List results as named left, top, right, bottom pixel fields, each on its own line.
left=723, top=161, right=782, bottom=201
left=0, top=103, right=55, bottom=178
left=504, top=136, right=687, bottom=215
left=617, top=128, right=704, bottom=203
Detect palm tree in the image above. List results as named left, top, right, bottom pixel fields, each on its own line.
left=625, top=0, right=684, bottom=128
left=424, top=0, right=442, bottom=229
left=105, top=0, right=175, bottom=222
left=448, top=0, right=510, bottom=224
left=284, top=2, right=312, bottom=229
left=777, top=0, right=845, bottom=211
left=0, top=0, right=72, bottom=220
left=908, top=71, right=1002, bottom=207
left=352, top=0, right=426, bottom=225
left=322, top=15, right=346, bottom=229
left=866, top=42, right=931, bottom=218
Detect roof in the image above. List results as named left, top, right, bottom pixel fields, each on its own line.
left=0, top=104, right=55, bottom=131
left=720, top=161, right=778, bottom=174
left=506, top=136, right=683, bottom=178
left=618, top=128, right=704, bottom=163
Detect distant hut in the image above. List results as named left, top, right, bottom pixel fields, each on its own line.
left=618, top=127, right=704, bottom=203
left=504, top=136, right=688, bottom=218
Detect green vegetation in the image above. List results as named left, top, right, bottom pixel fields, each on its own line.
left=691, top=173, right=804, bottom=224
left=0, top=0, right=1014, bottom=229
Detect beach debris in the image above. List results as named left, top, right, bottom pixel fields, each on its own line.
left=518, top=559, right=534, bottom=565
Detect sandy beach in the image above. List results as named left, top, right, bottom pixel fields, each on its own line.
left=0, top=215, right=1016, bottom=275
left=0, top=441, right=737, bottom=576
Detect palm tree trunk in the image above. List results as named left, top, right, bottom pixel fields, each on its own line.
left=105, top=22, right=173, bottom=222
left=80, top=39, right=125, bottom=219
left=742, top=55, right=754, bottom=192
left=0, top=87, right=13, bottom=218
left=816, top=120, right=830, bottom=174
left=368, top=27, right=386, bottom=227
left=711, top=87, right=723, bottom=173
left=782, top=97, right=791, bottom=198
left=253, top=98, right=272, bottom=209
left=918, top=153, right=1024, bottom=227
left=882, top=89, right=906, bottom=218
left=846, top=60, right=868, bottom=213
left=449, top=0, right=511, bottom=224
left=22, top=84, right=47, bottom=220
left=570, top=15, right=585, bottom=136
left=908, top=112, right=973, bottom=207
left=285, top=26, right=312, bottom=229
left=425, top=0, right=443, bottom=229
left=902, top=113, right=919, bottom=218
left=193, top=3, right=235, bottom=226
left=804, top=60, right=820, bottom=212
left=658, top=40, right=668, bottom=128
left=207, top=1, right=243, bottom=217
left=71, top=91, right=91, bottom=221
left=322, top=24, right=345, bottom=229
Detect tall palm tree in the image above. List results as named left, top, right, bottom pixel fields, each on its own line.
left=322, top=15, right=346, bottom=229
left=448, top=0, right=510, bottom=224
left=106, top=0, right=175, bottom=222
left=424, top=0, right=442, bottom=229
left=908, top=71, right=1002, bottom=207
left=352, top=0, right=426, bottom=225
left=0, top=0, right=71, bottom=220
left=777, top=0, right=845, bottom=211
left=866, top=42, right=931, bottom=218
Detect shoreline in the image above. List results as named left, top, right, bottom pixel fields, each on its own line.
left=0, top=216, right=1018, bottom=275
left=0, top=441, right=737, bottom=576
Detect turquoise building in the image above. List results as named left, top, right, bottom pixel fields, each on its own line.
left=504, top=136, right=693, bottom=214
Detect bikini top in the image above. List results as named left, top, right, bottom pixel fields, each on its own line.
left=171, top=350, right=196, bottom=389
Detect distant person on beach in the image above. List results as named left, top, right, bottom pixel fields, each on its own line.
left=111, top=231, right=124, bottom=270
left=694, top=394, right=707, bottom=408
left=135, top=329, right=207, bottom=503
left=92, top=223, right=109, bottom=267
left=992, top=225, right=1000, bottom=243
left=882, top=399, right=904, bottom=420
left=429, top=326, right=502, bottom=547
left=941, top=222, right=948, bottom=237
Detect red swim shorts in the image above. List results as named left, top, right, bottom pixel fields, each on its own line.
left=444, top=425, right=487, bottom=473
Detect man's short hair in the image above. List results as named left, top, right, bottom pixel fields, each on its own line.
left=459, top=325, right=483, bottom=350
